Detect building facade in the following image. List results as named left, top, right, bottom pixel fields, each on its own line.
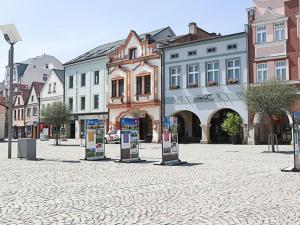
left=163, top=24, right=248, bottom=144
left=247, top=0, right=300, bottom=145
left=0, top=97, right=6, bottom=141
left=12, top=88, right=29, bottom=138
left=64, top=41, right=122, bottom=139
left=107, top=27, right=175, bottom=142
left=24, top=82, right=44, bottom=139
left=40, top=69, right=64, bottom=138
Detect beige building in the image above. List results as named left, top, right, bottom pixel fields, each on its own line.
left=13, top=88, right=29, bottom=138
left=107, top=27, right=175, bottom=142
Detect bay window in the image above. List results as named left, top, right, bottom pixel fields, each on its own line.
left=274, top=22, right=285, bottom=41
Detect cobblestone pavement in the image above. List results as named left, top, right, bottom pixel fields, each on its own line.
left=0, top=140, right=299, bottom=225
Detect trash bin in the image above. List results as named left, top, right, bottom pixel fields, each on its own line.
left=18, top=138, right=36, bottom=160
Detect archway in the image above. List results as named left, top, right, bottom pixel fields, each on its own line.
left=139, top=114, right=153, bottom=142
left=173, top=111, right=201, bottom=143
left=209, top=109, right=243, bottom=144
left=254, top=113, right=292, bottom=145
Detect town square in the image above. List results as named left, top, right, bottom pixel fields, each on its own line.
left=0, top=141, right=300, bottom=225
left=1, top=0, right=300, bottom=224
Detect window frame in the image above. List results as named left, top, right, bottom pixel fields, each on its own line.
left=187, top=64, right=199, bottom=88
left=80, top=96, right=86, bottom=110
left=274, top=22, right=285, bottom=41
left=275, top=61, right=287, bottom=81
left=69, top=75, right=74, bottom=89
left=136, top=74, right=151, bottom=96
left=81, top=73, right=86, bottom=87
left=169, top=66, right=181, bottom=90
left=68, top=98, right=73, bottom=111
left=226, top=58, right=240, bottom=84
left=94, top=94, right=99, bottom=109
left=257, top=63, right=268, bottom=82
left=206, top=61, right=219, bottom=86
left=94, top=71, right=100, bottom=85
left=256, top=25, right=267, bottom=44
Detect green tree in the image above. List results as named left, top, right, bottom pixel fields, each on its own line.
left=41, top=102, right=71, bottom=146
left=245, top=80, right=297, bottom=152
left=221, top=113, right=242, bottom=136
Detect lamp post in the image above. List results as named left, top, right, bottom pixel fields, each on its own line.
left=0, top=24, right=22, bottom=159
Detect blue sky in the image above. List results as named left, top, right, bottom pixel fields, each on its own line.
left=0, top=0, right=252, bottom=81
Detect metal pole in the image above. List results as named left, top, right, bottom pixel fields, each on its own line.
left=8, top=43, right=14, bottom=159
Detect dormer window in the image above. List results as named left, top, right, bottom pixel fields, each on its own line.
left=256, top=26, right=266, bottom=44
left=31, top=95, right=34, bottom=102
left=274, top=22, right=285, bottom=41
left=129, top=48, right=137, bottom=59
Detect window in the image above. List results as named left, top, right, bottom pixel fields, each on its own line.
left=17, top=109, right=20, bottom=120
left=207, top=47, right=216, bottom=53
left=81, top=73, right=86, bottom=87
left=227, top=44, right=237, bottom=50
left=129, top=48, right=137, bottom=59
left=144, top=75, right=151, bottom=94
left=187, top=65, right=199, bottom=88
left=69, top=76, right=73, bottom=89
left=118, top=79, right=124, bottom=97
left=170, top=53, right=179, bottom=59
left=227, top=59, right=240, bottom=84
left=43, top=74, right=48, bottom=82
left=14, top=110, right=16, bottom=120
left=136, top=75, right=151, bottom=95
left=256, top=26, right=266, bottom=44
left=94, top=95, right=99, bottom=109
left=276, top=61, right=287, bottom=80
left=27, top=108, right=31, bottom=117
left=17, top=97, right=20, bottom=105
left=53, top=82, right=56, bottom=93
left=94, top=71, right=99, bottom=84
left=68, top=98, right=73, bottom=111
left=257, top=63, right=268, bottom=82
left=136, top=76, right=143, bottom=95
left=48, top=83, right=51, bottom=94
left=31, top=96, right=34, bottom=102
left=80, top=96, right=85, bottom=110
left=188, top=50, right=197, bottom=56
left=111, top=80, right=117, bottom=97
left=33, top=107, right=38, bottom=116
left=274, top=22, right=285, bottom=41
left=170, top=67, right=181, bottom=89
left=21, top=109, right=24, bottom=119
left=207, top=62, right=219, bottom=86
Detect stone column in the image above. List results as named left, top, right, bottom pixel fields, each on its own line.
left=242, top=124, right=248, bottom=144
left=247, top=124, right=256, bottom=145
left=201, top=125, right=211, bottom=144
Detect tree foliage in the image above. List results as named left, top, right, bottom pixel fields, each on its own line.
left=221, top=113, right=242, bottom=136
left=245, top=80, right=297, bottom=151
left=245, top=80, right=297, bottom=117
left=41, top=102, right=71, bottom=145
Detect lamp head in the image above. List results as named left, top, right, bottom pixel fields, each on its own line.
left=0, top=24, right=22, bottom=44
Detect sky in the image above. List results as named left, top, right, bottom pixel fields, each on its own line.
left=0, top=0, right=252, bottom=81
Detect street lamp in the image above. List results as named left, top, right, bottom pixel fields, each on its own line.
left=0, top=24, right=22, bottom=159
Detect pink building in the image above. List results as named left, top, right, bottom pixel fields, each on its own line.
left=247, top=0, right=300, bottom=145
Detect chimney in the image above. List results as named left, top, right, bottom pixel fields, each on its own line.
left=189, top=22, right=197, bottom=35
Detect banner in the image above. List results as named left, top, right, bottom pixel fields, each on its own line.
left=86, top=119, right=105, bottom=160
left=120, top=118, right=139, bottom=161
left=293, top=113, right=300, bottom=171
left=162, top=117, right=179, bottom=162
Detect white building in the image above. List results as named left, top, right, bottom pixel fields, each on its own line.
left=163, top=24, right=249, bottom=144
left=4, top=54, right=63, bottom=97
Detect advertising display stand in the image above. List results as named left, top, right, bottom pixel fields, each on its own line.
left=118, top=118, right=145, bottom=163
left=85, top=119, right=110, bottom=161
left=155, top=117, right=187, bottom=166
left=282, top=112, right=300, bottom=172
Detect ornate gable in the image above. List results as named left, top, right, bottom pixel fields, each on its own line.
left=253, top=7, right=287, bottom=24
